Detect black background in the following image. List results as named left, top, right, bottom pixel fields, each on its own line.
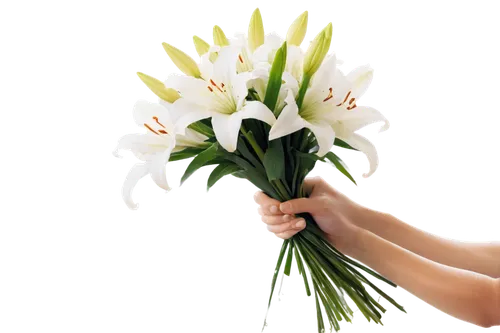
left=95, top=1, right=498, bottom=332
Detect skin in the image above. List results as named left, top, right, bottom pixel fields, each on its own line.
left=254, top=177, right=500, bottom=328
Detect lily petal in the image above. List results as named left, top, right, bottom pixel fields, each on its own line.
left=172, top=99, right=212, bottom=135
left=122, top=163, right=150, bottom=209
left=344, top=133, right=379, bottom=178
left=148, top=149, right=173, bottom=191
left=338, top=106, right=390, bottom=133
left=304, top=121, right=336, bottom=157
left=286, top=45, right=304, bottom=81
left=346, top=64, right=373, bottom=99
left=212, top=112, right=242, bottom=152
left=269, top=90, right=306, bottom=140
left=115, top=133, right=170, bottom=160
left=133, top=100, right=175, bottom=134
left=165, top=75, right=211, bottom=104
left=239, top=101, right=276, bottom=125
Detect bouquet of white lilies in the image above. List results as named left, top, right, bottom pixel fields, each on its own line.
left=115, top=8, right=405, bottom=332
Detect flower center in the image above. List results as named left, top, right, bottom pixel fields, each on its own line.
left=144, top=116, right=169, bottom=135
left=206, top=79, right=237, bottom=114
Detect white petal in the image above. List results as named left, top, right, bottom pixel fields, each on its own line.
left=344, top=133, right=379, bottom=178
left=286, top=45, right=304, bottom=81
left=232, top=72, right=252, bottom=110
left=269, top=90, right=306, bottom=140
left=252, top=33, right=283, bottom=65
left=212, top=112, right=242, bottom=152
left=304, top=122, right=336, bottom=158
left=164, top=75, right=211, bottom=104
left=172, top=99, right=212, bottom=135
left=339, top=106, right=390, bottom=133
left=148, top=148, right=173, bottom=191
left=239, top=101, right=276, bottom=125
left=346, top=65, right=373, bottom=99
left=199, top=52, right=215, bottom=80
left=115, top=133, right=170, bottom=160
left=212, top=45, right=240, bottom=84
left=122, top=163, right=150, bottom=210
left=133, top=100, right=175, bottom=134
left=311, top=54, right=337, bottom=91
left=282, top=71, right=299, bottom=95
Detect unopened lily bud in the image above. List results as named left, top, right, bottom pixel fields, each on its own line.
left=162, top=42, right=201, bottom=78
left=248, top=8, right=264, bottom=52
left=137, top=72, right=180, bottom=103
left=286, top=11, right=308, bottom=46
left=193, top=35, right=210, bottom=56
left=303, top=23, right=332, bottom=77
left=213, top=25, right=229, bottom=46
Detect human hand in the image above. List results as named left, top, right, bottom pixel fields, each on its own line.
left=254, top=176, right=369, bottom=253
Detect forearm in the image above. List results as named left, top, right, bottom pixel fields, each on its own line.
left=356, top=209, right=500, bottom=278
left=346, top=229, right=500, bottom=327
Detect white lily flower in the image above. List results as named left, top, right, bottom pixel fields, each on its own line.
left=114, top=100, right=207, bottom=209
left=269, top=55, right=389, bottom=177
left=166, top=46, right=276, bottom=152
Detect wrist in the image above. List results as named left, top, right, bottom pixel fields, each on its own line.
left=328, top=224, right=363, bottom=257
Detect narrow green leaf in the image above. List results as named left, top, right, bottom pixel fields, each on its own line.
left=180, top=143, right=219, bottom=184
left=169, top=147, right=206, bottom=162
left=237, top=136, right=264, bottom=173
left=294, top=245, right=311, bottom=296
left=322, top=152, right=357, bottom=185
left=284, top=239, right=294, bottom=276
left=263, top=139, right=285, bottom=181
left=264, top=241, right=289, bottom=323
left=220, top=150, right=279, bottom=199
left=188, top=121, right=214, bottom=137
left=263, top=42, right=287, bottom=114
left=207, top=163, right=241, bottom=191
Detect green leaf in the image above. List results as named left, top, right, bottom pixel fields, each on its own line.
left=180, top=143, right=220, bottom=184
left=322, top=152, right=357, bottom=185
left=284, top=239, right=294, bottom=276
left=263, top=42, right=287, bottom=114
left=220, top=150, right=280, bottom=199
left=264, top=242, right=288, bottom=324
left=237, top=136, right=264, bottom=173
left=169, top=147, right=206, bottom=162
left=334, top=138, right=358, bottom=151
left=263, top=139, right=285, bottom=181
left=188, top=121, right=214, bottom=137
left=294, top=245, right=311, bottom=296
left=207, top=163, right=241, bottom=191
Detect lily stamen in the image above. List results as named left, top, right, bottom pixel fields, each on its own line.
left=153, top=116, right=166, bottom=128
left=144, top=124, right=160, bottom=135
left=323, top=87, right=334, bottom=102
left=337, top=91, right=352, bottom=107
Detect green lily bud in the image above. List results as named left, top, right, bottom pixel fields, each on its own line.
left=248, top=8, right=264, bottom=52
left=137, top=72, right=180, bottom=103
left=193, top=35, right=210, bottom=56
left=213, top=25, right=229, bottom=46
left=302, top=23, right=332, bottom=77
left=162, top=42, right=201, bottom=78
left=286, top=11, right=308, bottom=46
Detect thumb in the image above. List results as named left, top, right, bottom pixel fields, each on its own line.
left=280, top=198, right=315, bottom=215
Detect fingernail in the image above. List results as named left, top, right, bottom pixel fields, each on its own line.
left=270, top=205, right=278, bottom=214
left=280, top=202, right=291, bottom=213
left=283, top=214, right=292, bottom=222
left=295, top=219, right=306, bottom=229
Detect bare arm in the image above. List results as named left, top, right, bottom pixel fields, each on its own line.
left=356, top=209, right=500, bottom=278
left=344, top=228, right=500, bottom=328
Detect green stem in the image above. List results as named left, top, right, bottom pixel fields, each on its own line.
left=295, top=74, right=311, bottom=110
left=241, top=126, right=265, bottom=161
